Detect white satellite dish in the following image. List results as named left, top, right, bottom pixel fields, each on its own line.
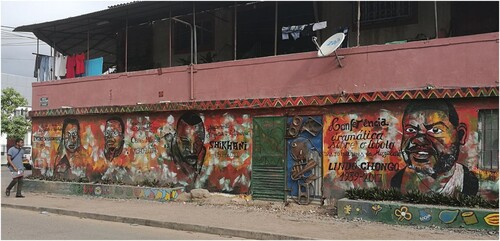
left=312, top=33, right=345, bottom=67
left=316, top=33, right=345, bottom=57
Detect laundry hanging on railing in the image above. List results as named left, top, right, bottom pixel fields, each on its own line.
left=55, top=53, right=67, bottom=79
left=281, top=21, right=327, bottom=40
left=83, top=57, right=103, bottom=77
left=35, top=55, right=54, bottom=82
left=75, top=53, right=86, bottom=75
left=66, top=55, right=76, bottom=78
left=33, top=52, right=99, bottom=80
left=34, top=54, right=42, bottom=78
left=66, top=53, right=86, bottom=78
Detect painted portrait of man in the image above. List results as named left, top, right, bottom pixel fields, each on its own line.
left=390, top=99, right=478, bottom=196
left=54, top=118, right=81, bottom=178
left=104, top=116, right=125, bottom=162
left=100, top=116, right=134, bottom=184
left=165, top=112, right=206, bottom=177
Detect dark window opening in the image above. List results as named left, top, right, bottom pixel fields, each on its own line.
left=236, top=2, right=276, bottom=60
left=451, top=2, right=499, bottom=37
left=277, top=1, right=317, bottom=55
left=355, top=1, right=418, bottom=28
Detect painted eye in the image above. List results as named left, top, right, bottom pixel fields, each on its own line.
left=405, top=127, right=417, bottom=133
left=427, top=127, right=443, bottom=134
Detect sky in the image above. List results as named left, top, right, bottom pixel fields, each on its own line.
left=1, top=0, right=130, bottom=77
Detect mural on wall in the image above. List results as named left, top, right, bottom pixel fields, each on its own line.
left=323, top=99, right=486, bottom=200
left=323, top=104, right=401, bottom=198
left=203, top=113, right=252, bottom=193
left=391, top=100, right=478, bottom=196
left=31, top=112, right=252, bottom=194
left=286, top=116, right=322, bottom=205
left=339, top=200, right=499, bottom=230
left=30, top=96, right=497, bottom=200
left=68, top=183, right=182, bottom=202
left=54, top=118, right=90, bottom=179
left=100, top=116, right=130, bottom=183
left=164, top=112, right=206, bottom=179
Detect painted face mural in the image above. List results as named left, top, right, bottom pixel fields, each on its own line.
left=55, top=118, right=81, bottom=177
left=104, top=117, right=125, bottom=161
left=167, top=112, right=206, bottom=176
left=64, top=123, right=80, bottom=153
left=391, top=100, right=478, bottom=196
left=401, top=102, right=465, bottom=175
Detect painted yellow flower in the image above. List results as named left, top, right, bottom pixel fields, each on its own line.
left=372, top=204, right=382, bottom=215
left=344, top=205, right=352, bottom=215
left=394, top=206, right=412, bottom=222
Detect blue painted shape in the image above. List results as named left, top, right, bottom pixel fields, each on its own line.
left=419, top=209, right=432, bottom=223
left=286, top=116, right=322, bottom=197
left=439, top=210, right=460, bottom=224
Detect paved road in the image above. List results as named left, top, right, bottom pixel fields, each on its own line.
left=1, top=207, right=241, bottom=240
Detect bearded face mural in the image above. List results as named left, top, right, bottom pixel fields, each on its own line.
left=391, top=100, right=478, bottom=196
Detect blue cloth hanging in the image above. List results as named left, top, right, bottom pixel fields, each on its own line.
left=83, top=57, right=103, bottom=77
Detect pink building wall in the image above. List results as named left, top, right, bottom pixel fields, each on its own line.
left=32, top=33, right=499, bottom=111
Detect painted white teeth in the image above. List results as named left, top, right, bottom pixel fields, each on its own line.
left=418, top=151, right=428, bottom=155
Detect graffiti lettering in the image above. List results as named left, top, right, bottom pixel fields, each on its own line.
left=328, top=118, right=389, bottom=132
left=214, top=151, right=241, bottom=159
left=34, top=136, right=61, bottom=142
left=329, top=162, right=400, bottom=172
left=329, top=162, right=361, bottom=171
left=375, top=149, right=401, bottom=157
left=359, top=140, right=395, bottom=149
left=359, top=162, right=399, bottom=171
left=209, top=141, right=248, bottom=150
left=37, top=124, right=62, bottom=132
left=134, top=147, right=157, bottom=154
left=131, top=136, right=158, bottom=144
left=207, top=125, right=246, bottom=138
left=331, top=130, right=383, bottom=142
left=338, top=172, right=383, bottom=182
left=329, top=141, right=356, bottom=149
left=130, top=120, right=152, bottom=131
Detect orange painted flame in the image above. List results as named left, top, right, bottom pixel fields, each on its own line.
left=484, top=213, right=499, bottom=226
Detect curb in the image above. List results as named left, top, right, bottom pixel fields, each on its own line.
left=2, top=203, right=310, bottom=240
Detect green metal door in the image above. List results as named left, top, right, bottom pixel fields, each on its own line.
left=252, top=117, right=286, bottom=201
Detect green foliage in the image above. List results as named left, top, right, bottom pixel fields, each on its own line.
left=1, top=88, right=30, bottom=139
left=345, top=187, right=499, bottom=209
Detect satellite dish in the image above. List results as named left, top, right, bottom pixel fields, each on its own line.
left=312, top=33, right=345, bottom=68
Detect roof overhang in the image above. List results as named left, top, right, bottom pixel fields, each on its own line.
left=14, top=1, right=242, bottom=70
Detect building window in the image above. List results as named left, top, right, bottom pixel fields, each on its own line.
left=479, top=109, right=499, bottom=170
left=357, top=1, right=417, bottom=27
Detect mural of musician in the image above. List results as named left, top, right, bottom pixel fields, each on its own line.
left=391, top=99, right=479, bottom=196
left=103, top=116, right=125, bottom=162
left=286, top=116, right=322, bottom=205
left=54, top=118, right=89, bottom=179
left=101, top=116, right=132, bottom=183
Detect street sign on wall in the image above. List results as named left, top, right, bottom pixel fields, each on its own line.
left=40, top=97, right=48, bottom=107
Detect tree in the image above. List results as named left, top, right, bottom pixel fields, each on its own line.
left=1, top=88, right=31, bottom=140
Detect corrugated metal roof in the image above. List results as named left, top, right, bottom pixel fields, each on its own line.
left=14, top=1, right=240, bottom=70
left=107, top=1, right=141, bottom=9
